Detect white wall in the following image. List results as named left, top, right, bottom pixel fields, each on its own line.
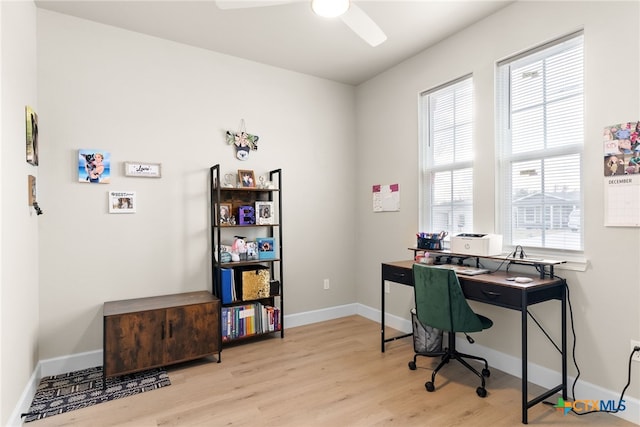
left=36, top=9, right=358, bottom=359
left=355, top=0, right=640, bottom=406
left=0, top=0, right=40, bottom=423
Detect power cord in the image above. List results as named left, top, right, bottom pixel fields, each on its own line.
left=510, top=245, right=527, bottom=259
left=542, top=278, right=639, bottom=416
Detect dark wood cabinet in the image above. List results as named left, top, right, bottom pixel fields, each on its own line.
left=103, top=291, right=221, bottom=378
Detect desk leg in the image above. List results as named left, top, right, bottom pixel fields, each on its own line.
left=381, top=272, right=385, bottom=353
left=521, top=293, right=528, bottom=424
left=561, top=282, right=568, bottom=399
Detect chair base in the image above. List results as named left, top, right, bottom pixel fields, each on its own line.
left=409, top=333, right=490, bottom=397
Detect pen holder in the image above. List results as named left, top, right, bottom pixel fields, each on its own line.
left=417, top=237, right=443, bottom=250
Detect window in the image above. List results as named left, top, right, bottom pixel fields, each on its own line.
left=419, top=76, right=473, bottom=237
left=497, top=31, right=584, bottom=252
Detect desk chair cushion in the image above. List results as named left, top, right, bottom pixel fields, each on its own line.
left=413, top=264, right=493, bottom=333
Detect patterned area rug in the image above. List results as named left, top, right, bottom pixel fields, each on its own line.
left=23, top=366, right=171, bottom=422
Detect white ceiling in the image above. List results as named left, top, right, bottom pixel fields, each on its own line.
left=35, top=0, right=513, bottom=85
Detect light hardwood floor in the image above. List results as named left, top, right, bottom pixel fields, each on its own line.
left=29, top=315, right=636, bottom=426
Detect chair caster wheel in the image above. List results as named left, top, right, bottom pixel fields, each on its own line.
left=482, top=368, right=490, bottom=378
left=408, top=361, right=417, bottom=370
left=425, top=381, right=435, bottom=392
left=476, top=387, right=487, bottom=398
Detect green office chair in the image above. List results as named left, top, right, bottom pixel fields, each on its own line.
left=410, top=264, right=493, bottom=397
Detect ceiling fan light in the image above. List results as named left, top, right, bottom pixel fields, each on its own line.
left=311, top=0, right=350, bottom=18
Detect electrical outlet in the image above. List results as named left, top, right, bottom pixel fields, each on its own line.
left=323, top=279, right=330, bottom=290
left=631, top=340, right=640, bottom=363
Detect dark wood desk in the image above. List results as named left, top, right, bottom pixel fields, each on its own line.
left=381, top=260, right=567, bottom=424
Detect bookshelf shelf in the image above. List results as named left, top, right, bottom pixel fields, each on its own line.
left=210, top=165, right=284, bottom=344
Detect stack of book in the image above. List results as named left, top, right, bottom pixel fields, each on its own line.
left=221, top=303, right=281, bottom=341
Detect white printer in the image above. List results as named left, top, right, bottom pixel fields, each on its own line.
left=450, top=233, right=503, bottom=256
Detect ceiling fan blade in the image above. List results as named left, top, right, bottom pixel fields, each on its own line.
left=340, top=3, right=387, bottom=47
left=215, top=1, right=294, bottom=10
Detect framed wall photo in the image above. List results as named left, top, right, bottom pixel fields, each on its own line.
left=28, top=175, right=36, bottom=206
left=255, top=201, right=274, bottom=225
left=238, top=169, right=256, bottom=188
left=108, top=191, right=136, bottom=214
left=78, top=149, right=111, bottom=183
left=124, top=162, right=162, bottom=178
left=25, top=106, right=39, bottom=166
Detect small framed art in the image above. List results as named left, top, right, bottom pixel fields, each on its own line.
left=256, top=237, right=275, bottom=260
left=28, top=175, right=36, bottom=206
left=109, top=191, right=136, bottom=214
left=219, top=203, right=232, bottom=225
left=255, top=201, right=274, bottom=225
left=125, top=162, right=161, bottom=178
left=78, top=149, right=111, bottom=183
left=238, top=169, right=256, bottom=188
left=25, top=106, right=39, bottom=166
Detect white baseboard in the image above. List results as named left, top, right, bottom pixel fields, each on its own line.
left=10, top=304, right=639, bottom=426
left=8, top=350, right=103, bottom=426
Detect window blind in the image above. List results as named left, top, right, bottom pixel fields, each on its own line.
left=497, top=32, right=584, bottom=252
left=420, top=76, right=473, bottom=236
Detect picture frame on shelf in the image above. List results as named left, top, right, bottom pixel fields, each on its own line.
left=124, top=162, right=161, bottom=178
left=219, top=203, right=232, bottom=225
left=238, top=169, right=256, bottom=188
left=256, top=237, right=275, bottom=260
left=108, top=191, right=136, bottom=214
left=255, top=201, right=274, bottom=225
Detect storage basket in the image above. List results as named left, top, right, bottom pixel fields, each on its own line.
left=417, top=237, right=443, bottom=250
left=234, top=265, right=270, bottom=300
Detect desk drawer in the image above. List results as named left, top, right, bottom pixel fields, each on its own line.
left=382, top=264, right=413, bottom=286
left=462, top=281, right=522, bottom=310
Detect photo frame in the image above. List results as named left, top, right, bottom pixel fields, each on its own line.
left=108, top=191, right=136, bottom=214
left=28, top=175, right=36, bottom=206
left=78, top=149, right=111, bottom=184
left=124, top=162, right=162, bottom=178
left=219, top=203, right=232, bottom=225
left=238, top=169, right=256, bottom=188
left=255, top=201, right=274, bottom=225
left=25, top=106, right=39, bottom=166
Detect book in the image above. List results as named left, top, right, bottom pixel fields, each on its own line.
left=219, top=268, right=234, bottom=304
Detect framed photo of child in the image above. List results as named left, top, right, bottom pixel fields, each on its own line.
left=219, top=203, right=232, bottom=225
left=255, top=201, right=274, bottom=225
left=238, top=169, right=256, bottom=188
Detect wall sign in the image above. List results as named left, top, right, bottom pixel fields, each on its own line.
left=124, top=162, right=161, bottom=178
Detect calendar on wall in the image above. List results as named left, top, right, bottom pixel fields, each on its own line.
left=372, top=183, right=400, bottom=212
left=602, top=121, right=640, bottom=227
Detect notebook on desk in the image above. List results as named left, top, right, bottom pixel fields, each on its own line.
left=429, top=263, right=490, bottom=276
left=454, top=267, right=490, bottom=276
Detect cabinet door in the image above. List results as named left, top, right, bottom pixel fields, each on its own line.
left=165, top=302, right=219, bottom=364
left=104, top=309, right=165, bottom=376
